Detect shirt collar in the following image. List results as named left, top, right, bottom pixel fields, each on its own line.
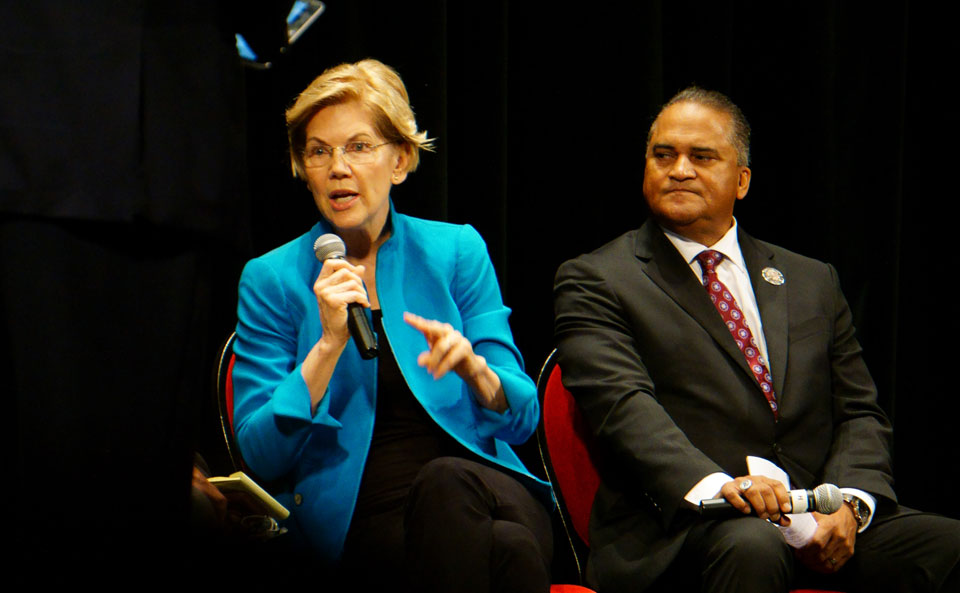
left=661, top=218, right=748, bottom=275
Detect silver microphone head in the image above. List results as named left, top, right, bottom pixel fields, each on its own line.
left=314, top=233, right=346, bottom=261
left=812, top=483, right=844, bottom=514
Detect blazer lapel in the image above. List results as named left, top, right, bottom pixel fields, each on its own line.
left=739, top=229, right=788, bottom=399
left=634, top=221, right=757, bottom=383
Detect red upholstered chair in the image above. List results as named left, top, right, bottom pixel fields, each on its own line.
left=215, top=331, right=246, bottom=472
left=536, top=348, right=600, bottom=586
left=535, top=349, right=842, bottom=593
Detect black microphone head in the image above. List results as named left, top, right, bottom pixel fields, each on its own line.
left=812, top=483, right=843, bottom=513
left=314, top=233, right=346, bottom=261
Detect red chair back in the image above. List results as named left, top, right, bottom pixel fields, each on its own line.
left=538, top=349, right=601, bottom=546
left=537, top=349, right=601, bottom=588
left=215, top=332, right=245, bottom=472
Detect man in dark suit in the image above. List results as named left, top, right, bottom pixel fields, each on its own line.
left=553, top=87, right=959, bottom=592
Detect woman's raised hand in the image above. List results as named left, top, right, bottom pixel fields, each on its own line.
left=404, top=312, right=507, bottom=413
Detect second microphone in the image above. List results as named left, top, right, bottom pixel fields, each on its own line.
left=699, top=483, right=843, bottom=520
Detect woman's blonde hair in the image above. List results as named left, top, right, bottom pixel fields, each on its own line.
left=285, top=59, right=434, bottom=179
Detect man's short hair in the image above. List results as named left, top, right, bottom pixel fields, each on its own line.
left=648, top=86, right=751, bottom=166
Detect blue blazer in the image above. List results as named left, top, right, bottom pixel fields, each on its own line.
left=232, top=206, right=549, bottom=560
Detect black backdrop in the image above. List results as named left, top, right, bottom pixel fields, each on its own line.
left=227, top=1, right=958, bottom=518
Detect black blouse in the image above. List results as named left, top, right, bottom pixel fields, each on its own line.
left=349, top=310, right=464, bottom=519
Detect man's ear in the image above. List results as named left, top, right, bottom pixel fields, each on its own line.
left=736, top=166, right=751, bottom=200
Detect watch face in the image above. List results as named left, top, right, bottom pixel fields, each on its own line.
left=842, top=495, right=868, bottom=527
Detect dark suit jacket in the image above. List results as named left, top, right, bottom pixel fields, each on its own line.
left=553, top=220, right=896, bottom=592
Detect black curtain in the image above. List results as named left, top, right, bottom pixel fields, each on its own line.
left=241, top=1, right=957, bottom=517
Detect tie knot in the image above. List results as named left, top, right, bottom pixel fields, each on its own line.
left=697, top=250, right=724, bottom=272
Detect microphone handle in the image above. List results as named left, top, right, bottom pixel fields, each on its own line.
left=699, top=488, right=821, bottom=519
left=347, top=302, right=378, bottom=359
left=700, top=497, right=751, bottom=519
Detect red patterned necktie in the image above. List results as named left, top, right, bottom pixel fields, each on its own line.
left=696, top=250, right=778, bottom=418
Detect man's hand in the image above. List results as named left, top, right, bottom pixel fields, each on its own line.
left=718, top=475, right=792, bottom=525
left=795, top=504, right=858, bottom=573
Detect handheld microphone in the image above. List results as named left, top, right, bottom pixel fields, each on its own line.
left=700, top=483, right=843, bottom=519
left=313, top=233, right=378, bottom=360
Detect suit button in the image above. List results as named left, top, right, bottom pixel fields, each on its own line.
left=294, top=493, right=303, bottom=505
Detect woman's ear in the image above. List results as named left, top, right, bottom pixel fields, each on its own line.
left=391, top=145, right=411, bottom=185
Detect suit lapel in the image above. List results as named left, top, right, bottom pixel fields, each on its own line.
left=634, top=221, right=757, bottom=382
left=739, top=230, right=789, bottom=399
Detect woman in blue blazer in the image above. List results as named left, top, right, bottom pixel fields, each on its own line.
left=232, top=59, right=552, bottom=592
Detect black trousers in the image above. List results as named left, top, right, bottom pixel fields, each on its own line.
left=647, top=505, right=960, bottom=593
left=337, top=457, right=553, bottom=593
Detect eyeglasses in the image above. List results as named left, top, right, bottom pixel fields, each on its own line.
left=302, top=141, right=395, bottom=168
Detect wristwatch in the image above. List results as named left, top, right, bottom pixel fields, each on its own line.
left=842, top=493, right=870, bottom=529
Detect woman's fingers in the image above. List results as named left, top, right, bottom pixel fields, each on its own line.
left=315, top=262, right=369, bottom=306
left=314, top=261, right=369, bottom=344
left=405, top=312, right=476, bottom=379
left=403, top=312, right=447, bottom=342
